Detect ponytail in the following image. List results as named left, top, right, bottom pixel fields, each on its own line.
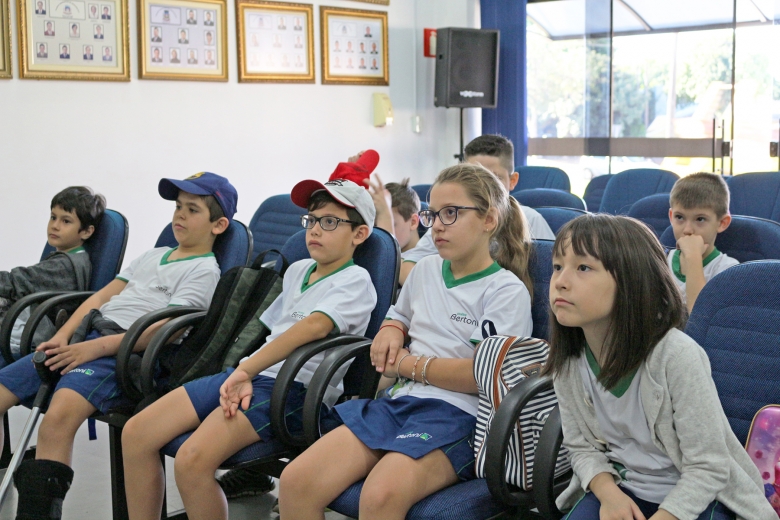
left=493, top=196, right=533, bottom=299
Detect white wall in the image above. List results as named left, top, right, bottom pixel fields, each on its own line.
left=0, top=0, right=480, bottom=268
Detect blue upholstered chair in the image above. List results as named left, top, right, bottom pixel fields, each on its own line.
left=412, top=184, right=432, bottom=204
left=660, top=215, right=780, bottom=263
left=418, top=201, right=429, bottom=238
left=599, top=168, right=678, bottom=215
left=535, top=208, right=588, bottom=236
left=247, top=194, right=308, bottom=261
left=155, top=220, right=252, bottom=275
left=154, top=228, right=400, bottom=519
left=512, top=189, right=586, bottom=211
left=583, top=175, right=611, bottom=214
left=320, top=240, right=559, bottom=520
left=515, top=166, right=571, bottom=192
left=627, top=193, right=671, bottom=238
left=728, top=172, right=780, bottom=223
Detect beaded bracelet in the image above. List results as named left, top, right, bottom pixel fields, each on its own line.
left=421, top=355, right=437, bottom=386
left=411, top=355, right=422, bottom=383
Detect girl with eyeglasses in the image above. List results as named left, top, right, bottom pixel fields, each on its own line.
left=280, top=163, right=534, bottom=519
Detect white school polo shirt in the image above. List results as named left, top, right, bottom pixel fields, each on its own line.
left=578, top=349, right=681, bottom=503
left=101, top=247, right=220, bottom=330
left=666, top=248, right=739, bottom=304
left=255, top=258, right=376, bottom=407
left=401, top=205, right=555, bottom=264
left=386, top=255, right=532, bottom=416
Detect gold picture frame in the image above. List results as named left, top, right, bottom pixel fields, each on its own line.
left=348, top=0, right=388, bottom=5
left=18, top=0, right=129, bottom=80
left=236, top=0, right=313, bottom=83
left=320, top=4, right=387, bottom=86
left=138, top=0, right=227, bottom=81
left=0, top=0, right=11, bottom=78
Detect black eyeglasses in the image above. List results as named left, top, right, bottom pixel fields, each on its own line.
left=301, top=214, right=358, bottom=231
left=418, top=206, right=479, bottom=228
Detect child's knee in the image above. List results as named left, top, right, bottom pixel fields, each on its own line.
left=359, top=479, right=400, bottom=515
left=122, top=415, right=151, bottom=451
left=280, top=458, right=315, bottom=495
left=174, top=439, right=214, bottom=479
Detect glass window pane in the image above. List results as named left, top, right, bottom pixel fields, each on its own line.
left=623, top=0, right=735, bottom=30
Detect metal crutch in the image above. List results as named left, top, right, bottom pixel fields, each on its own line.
left=0, top=350, right=61, bottom=507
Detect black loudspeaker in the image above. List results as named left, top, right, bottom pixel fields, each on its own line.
left=434, top=28, right=500, bottom=108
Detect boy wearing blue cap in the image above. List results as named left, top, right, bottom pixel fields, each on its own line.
left=2, top=172, right=236, bottom=520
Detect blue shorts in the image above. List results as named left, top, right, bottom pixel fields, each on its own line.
left=0, top=331, right=132, bottom=414
left=183, top=368, right=340, bottom=442
left=564, top=487, right=735, bottom=520
left=333, top=396, right=477, bottom=480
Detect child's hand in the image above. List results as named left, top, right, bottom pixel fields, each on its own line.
left=599, top=490, right=646, bottom=520
left=365, top=173, right=394, bottom=233
left=219, top=369, right=253, bottom=418
left=43, top=340, right=104, bottom=374
left=36, top=335, right=68, bottom=353
left=381, top=348, right=410, bottom=378
left=676, top=234, right=707, bottom=260
left=370, top=324, right=405, bottom=373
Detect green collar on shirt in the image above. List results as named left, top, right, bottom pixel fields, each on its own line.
left=301, top=259, right=354, bottom=292
left=160, top=247, right=215, bottom=265
left=585, top=345, right=638, bottom=398
left=671, top=247, right=721, bottom=283
left=442, top=260, right=501, bottom=289
left=65, top=246, right=85, bottom=254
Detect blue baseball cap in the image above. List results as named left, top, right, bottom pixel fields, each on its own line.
left=158, top=172, right=238, bottom=221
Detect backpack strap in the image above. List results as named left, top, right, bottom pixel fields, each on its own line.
left=251, top=249, right=289, bottom=275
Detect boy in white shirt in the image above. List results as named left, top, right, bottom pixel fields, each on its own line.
left=121, top=177, right=378, bottom=520
left=6, top=172, right=235, bottom=519
left=667, top=172, right=738, bottom=312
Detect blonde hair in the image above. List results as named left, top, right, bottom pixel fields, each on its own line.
left=434, top=163, right=533, bottom=297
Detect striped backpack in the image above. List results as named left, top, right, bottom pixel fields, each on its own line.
left=473, top=335, right=570, bottom=490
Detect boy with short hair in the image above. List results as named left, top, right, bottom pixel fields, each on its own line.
left=399, top=134, right=555, bottom=284
left=0, top=186, right=105, bottom=360
left=667, top=172, right=738, bottom=312
left=121, top=175, right=377, bottom=520
left=384, top=179, right=421, bottom=252
left=5, top=172, right=236, bottom=520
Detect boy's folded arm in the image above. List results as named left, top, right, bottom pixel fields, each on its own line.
left=236, top=312, right=335, bottom=378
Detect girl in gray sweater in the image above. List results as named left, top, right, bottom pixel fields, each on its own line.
left=543, top=214, right=774, bottom=520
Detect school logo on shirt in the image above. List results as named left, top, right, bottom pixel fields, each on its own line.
left=396, top=431, right=433, bottom=441
left=291, top=311, right=306, bottom=320
left=450, top=312, right=477, bottom=326
left=69, top=368, right=95, bottom=376
left=155, top=285, right=172, bottom=297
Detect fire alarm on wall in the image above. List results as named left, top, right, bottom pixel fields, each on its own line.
left=423, top=28, right=437, bottom=57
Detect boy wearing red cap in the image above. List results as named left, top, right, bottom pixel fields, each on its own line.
left=122, top=175, right=377, bottom=520
left=5, top=172, right=234, bottom=520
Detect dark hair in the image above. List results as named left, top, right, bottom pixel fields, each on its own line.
left=542, top=214, right=686, bottom=390
left=385, top=178, right=421, bottom=220
left=200, top=195, right=224, bottom=223
left=51, top=186, right=106, bottom=234
left=669, top=172, right=730, bottom=217
left=308, top=190, right=364, bottom=230
left=434, top=163, right=533, bottom=296
left=464, top=134, right=515, bottom=175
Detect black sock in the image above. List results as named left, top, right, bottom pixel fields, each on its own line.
left=13, top=459, right=73, bottom=520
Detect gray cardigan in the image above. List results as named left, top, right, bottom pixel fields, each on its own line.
left=553, top=328, right=775, bottom=520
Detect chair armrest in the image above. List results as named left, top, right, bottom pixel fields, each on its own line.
left=301, top=339, right=377, bottom=446
left=0, top=291, right=70, bottom=364
left=139, top=311, right=208, bottom=398
left=484, top=375, right=554, bottom=508
left=20, top=292, right=95, bottom=357
left=115, top=306, right=204, bottom=402
left=270, top=334, right=367, bottom=447
left=533, top=406, right=572, bottom=520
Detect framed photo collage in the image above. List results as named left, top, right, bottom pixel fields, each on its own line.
left=0, top=0, right=388, bottom=83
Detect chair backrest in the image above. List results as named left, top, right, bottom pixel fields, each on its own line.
left=627, top=193, right=671, bottom=238
left=534, top=207, right=588, bottom=235
left=685, top=261, right=780, bottom=444
left=728, top=172, right=780, bottom=222
left=41, top=209, right=129, bottom=291
left=599, top=168, right=678, bottom=215
left=583, top=174, right=611, bottom=214
left=660, top=215, right=780, bottom=263
left=516, top=166, right=571, bottom=192
left=411, top=184, right=432, bottom=204
left=247, top=194, right=307, bottom=261
left=281, top=227, right=400, bottom=339
left=155, top=220, right=252, bottom=275
left=598, top=168, right=678, bottom=215
left=512, top=188, right=586, bottom=210
left=529, top=240, right=554, bottom=340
